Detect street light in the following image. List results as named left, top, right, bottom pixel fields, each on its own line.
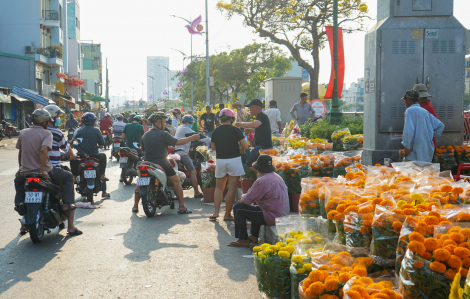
left=129, top=86, right=135, bottom=104
left=171, top=48, right=193, bottom=110
left=157, top=64, right=170, bottom=109
left=137, top=81, right=144, bottom=105
left=122, top=90, right=127, bottom=108
left=147, top=75, right=155, bottom=105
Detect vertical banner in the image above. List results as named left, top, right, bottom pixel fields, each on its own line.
left=324, top=26, right=345, bottom=99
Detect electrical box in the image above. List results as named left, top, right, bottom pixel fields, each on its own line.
left=264, top=77, right=303, bottom=125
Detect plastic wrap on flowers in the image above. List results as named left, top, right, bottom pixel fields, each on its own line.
left=370, top=205, right=406, bottom=260
left=197, top=146, right=211, bottom=162
left=344, top=210, right=372, bottom=248
left=342, top=134, right=363, bottom=151
left=299, top=178, right=324, bottom=217
left=317, top=153, right=335, bottom=178
left=276, top=215, right=307, bottom=243
left=331, top=128, right=351, bottom=151
left=333, top=219, right=346, bottom=245
left=396, top=216, right=428, bottom=274
left=254, top=245, right=293, bottom=299
left=332, top=151, right=363, bottom=178
left=290, top=244, right=320, bottom=299
left=342, top=274, right=400, bottom=299
left=200, top=161, right=216, bottom=189
left=260, top=149, right=280, bottom=157
left=285, top=157, right=312, bottom=194
left=435, top=145, right=458, bottom=172
left=399, top=249, right=465, bottom=299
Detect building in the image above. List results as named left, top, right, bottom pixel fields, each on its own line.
left=81, top=43, right=102, bottom=96
left=465, top=55, right=470, bottom=95
left=147, top=56, right=169, bottom=101
left=64, top=0, right=81, bottom=108
left=0, top=0, right=69, bottom=127
left=340, top=88, right=357, bottom=112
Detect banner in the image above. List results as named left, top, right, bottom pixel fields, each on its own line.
left=324, top=26, right=345, bottom=99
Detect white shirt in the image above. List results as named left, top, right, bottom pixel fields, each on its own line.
left=172, top=116, right=179, bottom=128
left=265, top=108, right=281, bottom=131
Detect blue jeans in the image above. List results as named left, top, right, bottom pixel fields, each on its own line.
left=233, top=203, right=266, bottom=240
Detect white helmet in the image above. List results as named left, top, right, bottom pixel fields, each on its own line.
left=44, top=105, right=65, bottom=118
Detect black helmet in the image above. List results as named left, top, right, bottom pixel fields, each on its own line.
left=81, top=112, right=97, bottom=124
left=148, top=111, right=167, bottom=125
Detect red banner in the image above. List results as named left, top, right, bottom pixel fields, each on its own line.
left=324, top=26, right=345, bottom=99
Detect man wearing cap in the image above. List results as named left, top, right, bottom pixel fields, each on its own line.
left=228, top=155, right=289, bottom=247
left=214, top=103, right=225, bottom=127
left=290, top=93, right=315, bottom=125
left=235, top=99, right=273, bottom=169
left=199, top=106, right=215, bottom=137
left=413, top=84, right=438, bottom=148
left=401, top=90, right=445, bottom=163
left=265, top=100, right=282, bottom=135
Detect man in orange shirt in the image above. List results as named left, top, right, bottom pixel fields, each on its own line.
left=413, top=84, right=438, bottom=148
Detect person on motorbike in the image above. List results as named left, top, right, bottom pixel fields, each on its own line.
left=43, top=105, right=81, bottom=235
left=113, top=114, right=126, bottom=138
left=132, top=111, right=200, bottom=214
left=14, top=109, right=82, bottom=236
left=66, top=113, right=79, bottom=129
left=165, top=114, right=177, bottom=136
left=71, top=112, right=110, bottom=198
left=171, top=108, right=181, bottom=128
left=100, top=113, right=113, bottom=139
left=174, top=115, right=204, bottom=199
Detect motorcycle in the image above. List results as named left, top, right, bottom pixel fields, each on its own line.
left=136, top=152, right=178, bottom=217
left=102, top=128, right=112, bottom=149
left=111, top=137, right=124, bottom=161
left=119, top=144, right=141, bottom=185
left=18, top=155, right=70, bottom=243
left=0, top=124, right=4, bottom=141
left=67, top=128, right=75, bottom=144
left=73, top=140, right=103, bottom=203
left=174, top=133, right=207, bottom=190
left=2, top=120, right=17, bottom=138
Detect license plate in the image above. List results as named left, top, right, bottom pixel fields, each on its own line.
left=137, top=177, right=150, bottom=186
left=84, top=170, right=96, bottom=178
left=25, top=192, right=43, bottom=203
left=114, top=143, right=120, bottom=147
left=120, top=157, right=128, bottom=163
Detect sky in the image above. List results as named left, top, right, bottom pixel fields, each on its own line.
left=78, top=0, right=470, bottom=107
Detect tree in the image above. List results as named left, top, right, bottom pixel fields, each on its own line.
left=216, top=0, right=370, bottom=100
left=175, top=42, right=293, bottom=105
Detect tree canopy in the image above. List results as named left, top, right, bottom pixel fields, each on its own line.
left=175, top=42, right=293, bottom=106
left=216, top=0, right=370, bottom=100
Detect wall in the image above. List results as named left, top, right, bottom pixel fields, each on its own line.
left=0, top=54, right=36, bottom=90
left=0, top=1, right=40, bottom=56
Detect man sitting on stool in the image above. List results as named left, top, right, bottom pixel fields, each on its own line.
left=228, top=155, right=289, bottom=247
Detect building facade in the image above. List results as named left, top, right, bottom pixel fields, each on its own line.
left=81, top=43, right=102, bottom=96
left=147, top=56, right=169, bottom=101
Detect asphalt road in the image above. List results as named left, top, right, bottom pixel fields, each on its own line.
left=0, top=145, right=259, bottom=299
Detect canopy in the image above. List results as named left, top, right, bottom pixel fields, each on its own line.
left=82, top=93, right=110, bottom=102
left=0, top=90, right=11, bottom=103
left=12, top=85, right=50, bottom=106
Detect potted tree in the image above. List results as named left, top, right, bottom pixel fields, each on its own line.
left=241, top=167, right=257, bottom=193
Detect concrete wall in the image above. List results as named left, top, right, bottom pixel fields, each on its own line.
left=0, top=1, right=40, bottom=56
left=0, top=54, right=36, bottom=90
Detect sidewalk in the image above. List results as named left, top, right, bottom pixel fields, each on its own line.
left=0, top=136, right=18, bottom=149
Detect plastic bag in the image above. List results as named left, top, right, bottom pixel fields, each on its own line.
left=343, top=274, right=399, bottom=299
left=299, top=178, right=324, bottom=217
left=344, top=210, right=373, bottom=248
left=196, top=146, right=211, bottom=162
left=260, top=148, right=280, bottom=157
left=370, top=205, right=406, bottom=260
left=342, top=134, right=363, bottom=151
left=254, top=248, right=292, bottom=299
left=333, top=151, right=363, bottom=178
left=200, top=161, right=216, bottom=189
left=317, top=153, right=335, bottom=178
left=331, top=128, right=351, bottom=151
left=290, top=243, right=317, bottom=299
left=276, top=215, right=307, bottom=242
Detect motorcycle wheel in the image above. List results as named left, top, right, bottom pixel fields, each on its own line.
left=29, top=206, right=45, bottom=243
left=141, top=188, right=157, bottom=217
left=6, top=131, right=11, bottom=139
left=170, top=199, right=175, bottom=209
left=86, top=188, right=94, bottom=203
left=121, top=167, right=134, bottom=185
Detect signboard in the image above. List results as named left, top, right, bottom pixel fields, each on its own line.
left=35, top=63, right=44, bottom=79
left=425, top=29, right=439, bottom=39
left=301, top=68, right=309, bottom=83
left=209, top=76, right=214, bottom=87
left=369, top=78, right=375, bottom=93
left=310, top=99, right=327, bottom=117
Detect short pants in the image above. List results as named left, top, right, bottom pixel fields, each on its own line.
left=180, top=154, right=195, bottom=172
left=215, top=156, right=245, bottom=178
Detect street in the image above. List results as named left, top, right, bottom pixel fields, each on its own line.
left=0, top=145, right=258, bottom=299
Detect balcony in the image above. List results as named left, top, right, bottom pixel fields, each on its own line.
left=34, top=48, right=63, bottom=67
left=41, top=10, right=60, bottom=28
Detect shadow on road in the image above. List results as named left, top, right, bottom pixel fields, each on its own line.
left=212, top=221, right=255, bottom=282
left=120, top=212, right=198, bottom=262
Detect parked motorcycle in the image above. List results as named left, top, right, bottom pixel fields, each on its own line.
left=136, top=159, right=176, bottom=217
left=0, top=124, right=4, bottom=141
left=18, top=154, right=70, bottom=243
left=119, top=145, right=141, bottom=185
left=2, top=120, right=17, bottom=138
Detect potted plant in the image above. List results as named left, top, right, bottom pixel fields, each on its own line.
left=48, top=44, right=64, bottom=59
left=241, top=167, right=257, bottom=193
left=201, top=160, right=216, bottom=203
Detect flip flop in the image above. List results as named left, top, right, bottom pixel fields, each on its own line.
left=223, top=217, right=235, bottom=222
left=209, top=215, right=219, bottom=221
left=132, top=209, right=138, bottom=213
left=177, top=209, right=192, bottom=214
left=102, top=193, right=111, bottom=198
left=67, top=228, right=83, bottom=236
left=194, top=194, right=204, bottom=199
left=227, top=241, right=250, bottom=247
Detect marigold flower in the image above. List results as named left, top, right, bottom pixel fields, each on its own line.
left=409, top=232, right=425, bottom=243
left=352, top=267, right=367, bottom=277
left=421, top=251, right=432, bottom=260
left=308, top=281, right=325, bottom=296
left=443, top=240, right=458, bottom=247
left=434, top=248, right=451, bottom=262
left=367, top=283, right=384, bottom=291
left=447, top=255, right=463, bottom=269
left=444, top=268, right=457, bottom=280
left=414, top=225, right=426, bottom=236
left=345, top=290, right=362, bottom=299
left=441, top=185, right=453, bottom=193
left=339, top=272, right=351, bottom=283
left=458, top=212, right=470, bottom=222
left=424, top=238, right=440, bottom=252
left=407, top=241, right=426, bottom=256
left=324, top=278, right=339, bottom=291
left=334, top=213, right=345, bottom=222
left=327, top=210, right=339, bottom=220
left=450, top=233, right=466, bottom=244
left=445, top=244, right=457, bottom=255
left=309, top=270, right=325, bottom=282
left=452, top=187, right=464, bottom=195
left=430, top=261, right=447, bottom=273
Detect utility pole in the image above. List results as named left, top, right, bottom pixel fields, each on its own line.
left=329, top=0, right=342, bottom=125
left=105, top=58, right=109, bottom=112
left=205, top=0, right=210, bottom=105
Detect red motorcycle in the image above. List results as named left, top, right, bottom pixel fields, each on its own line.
left=2, top=120, right=17, bottom=138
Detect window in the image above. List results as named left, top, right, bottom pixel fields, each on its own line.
left=44, top=69, right=50, bottom=85
left=76, top=17, right=80, bottom=29
left=59, top=4, right=62, bottom=29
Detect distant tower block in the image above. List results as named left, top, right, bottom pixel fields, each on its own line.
left=362, top=0, right=466, bottom=165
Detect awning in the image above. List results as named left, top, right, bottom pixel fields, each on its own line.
left=82, top=93, right=109, bottom=102
left=12, top=86, right=49, bottom=106
left=11, top=93, right=29, bottom=102
left=0, top=90, right=11, bottom=103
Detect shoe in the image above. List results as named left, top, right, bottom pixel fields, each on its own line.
left=194, top=193, right=204, bottom=199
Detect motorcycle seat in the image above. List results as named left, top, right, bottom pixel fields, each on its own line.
left=139, top=161, right=166, bottom=172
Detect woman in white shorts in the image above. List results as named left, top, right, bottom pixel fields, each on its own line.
left=210, top=108, right=249, bottom=221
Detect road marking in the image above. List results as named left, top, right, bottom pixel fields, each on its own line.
left=0, top=177, right=13, bottom=186
left=0, top=167, right=19, bottom=176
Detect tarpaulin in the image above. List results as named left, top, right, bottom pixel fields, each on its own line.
left=324, top=26, right=345, bottom=99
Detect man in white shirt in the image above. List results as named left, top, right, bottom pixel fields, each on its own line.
left=265, top=100, right=282, bottom=135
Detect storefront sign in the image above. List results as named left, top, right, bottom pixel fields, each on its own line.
left=310, top=100, right=327, bottom=117
left=35, top=63, right=44, bottom=79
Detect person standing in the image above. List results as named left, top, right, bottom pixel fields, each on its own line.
left=228, top=155, right=289, bottom=247
left=400, top=90, right=445, bottom=162
left=210, top=108, right=248, bottom=221
left=199, top=106, right=215, bottom=137
left=214, top=103, right=225, bottom=127
left=413, top=84, right=438, bottom=148
left=265, top=100, right=282, bottom=135
left=235, top=99, right=273, bottom=169
left=290, top=93, right=315, bottom=125
left=232, top=101, right=246, bottom=123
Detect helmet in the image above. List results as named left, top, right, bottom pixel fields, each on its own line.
left=133, top=115, right=142, bottom=122
left=81, top=112, right=97, bottom=124
left=105, top=113, right=110, bottom=117
left=44, top=105, right=64, bottom=118
left=117, top=114, right=123, bottom=120
left=32, top=109, right=52, bottom=124
left=182, top=115, right=194, bottom=124
left=219, top=108, right=236, bottom=117
left=129, top=113, right=136, bottom=122
left=148, top=111, right=167, bottom=124
left=172, top=108, right=181, bottom=114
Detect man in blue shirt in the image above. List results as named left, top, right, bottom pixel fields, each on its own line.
left=401, top=90, right=445, bottom=162
left=290, top=93, right=315, bottom=125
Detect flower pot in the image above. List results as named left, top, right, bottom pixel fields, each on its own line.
left=241, top=179, right=255, bottom=193
left=50, top=52, right=56, bottom=58
left=237, top=180, right=242, bottom=188
left=203, top=187, right=215, bottom=203
left=289, top=193, right=301, bottom=212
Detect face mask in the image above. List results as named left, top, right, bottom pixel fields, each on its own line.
left=55, top=118, right=61, bottom=126
left=187, top=124, right=193, bottom=128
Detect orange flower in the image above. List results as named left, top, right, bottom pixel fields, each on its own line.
left=424, top=238, right=440, bottom=252
left=421, top=251, right=432, bottom=260
left=441, top=185, right=453, bottom=193
left=445, top=245, right=457, bottom=255
left=452, top=187, right=464, bottom=195
left=414, top=260, right=424, bottom=268
left=447, top=255, right=463, bottom=269
left=309, top=270, right=325, bottom=282
left=461, top=268, right=469, bottom=277
left=409, top=232, right=425, bottom=243
left=445, top=269, right=457, bottom=280
left=426, top=225, right=436, bottom=236
left=458, top=212, right=470, bottom=222
left=324, top=278, right=339, bottom=291
left=339, top=272, right=351, bottom=283
left=433, top=248, right=451, bottom=262
left=327, top=210, right=339, bottom=220
left=450, top=233, right=466, bottom=244
left=392, top=221, right=403, bottom=233
left=443, top=240, right=458, bottom=247
left=345, top=290, right=362, bottom=299
left=429, top=261, right=447, bottom=273
left=352, top=267, right=367, bottom=277
left=308, top=281, right=325, bottom=296
left=455, top=247, right=470, bottom=259
left=407, top=241, right=426, bottom=256
left=424, top=216, right=439, bottom=226
left=460, top=228, right=470, bottom=239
